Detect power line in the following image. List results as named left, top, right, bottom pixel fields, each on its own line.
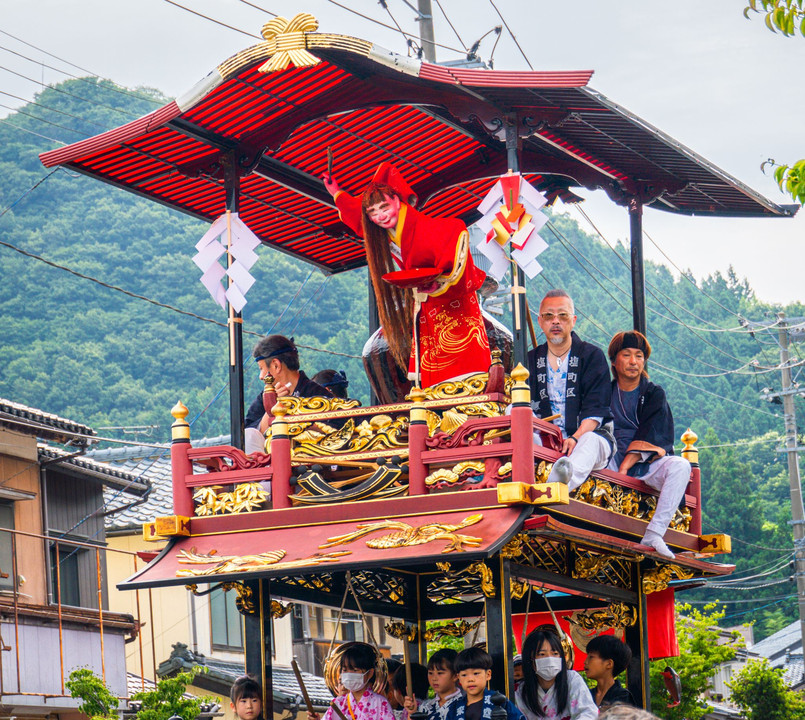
left=487, top=0, right=533, bottom=69
left=234, top=0, right=278, bottom=18
left=0, top=42, right=163, bottom=107
left=0, top=28, right=162, bottom=106
left=161, top=0, right=260, bottom=38
left=0, top=118, right=64, bottom=145
left=322, top=0, right=464, bottom=54
left=432, top=0, right=468, bottom=50
left=0, top=101, right=87, bottom=136
left=0, top=89, right=110, bottom=130
left=0, top=63, right=139, bottom=118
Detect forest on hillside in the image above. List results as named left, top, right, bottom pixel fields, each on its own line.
left=1, top=78, right=803, bottom=639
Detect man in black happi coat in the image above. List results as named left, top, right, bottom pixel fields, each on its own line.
left=606, top=330, right=690, bottom=559
left=527, top=289, right=614, bottom=490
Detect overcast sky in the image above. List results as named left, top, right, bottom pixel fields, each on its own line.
left=2, top=0, right=804, bottom=305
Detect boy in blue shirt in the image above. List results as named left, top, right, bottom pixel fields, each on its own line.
left=446, top=647, right=523, bottom=720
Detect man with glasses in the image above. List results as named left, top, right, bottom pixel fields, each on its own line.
left=528, top=289, right=614, bottom=490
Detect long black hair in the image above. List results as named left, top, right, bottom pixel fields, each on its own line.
left=520, top=630, right=569, bottom=718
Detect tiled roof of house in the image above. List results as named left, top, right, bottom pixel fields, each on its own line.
left=91, top=436, right=230, bottom=531
left=158, top=643, right=333, bottom=709
left=0, top=397, right=95, bottom=445
left=38, top=444, right=150, bottom=496
left=749, top=621, right=800, bottom=661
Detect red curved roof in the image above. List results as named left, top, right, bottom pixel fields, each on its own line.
left=40, top=32, right=795, bottom=273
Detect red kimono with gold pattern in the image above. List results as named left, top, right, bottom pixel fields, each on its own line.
left=335, top=192, right=491, bottom=387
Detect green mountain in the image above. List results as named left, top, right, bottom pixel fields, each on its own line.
left=0, top=77, right=802, bottom=638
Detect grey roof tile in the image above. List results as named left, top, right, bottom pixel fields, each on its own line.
left=0, top=397, right=95, bottom=445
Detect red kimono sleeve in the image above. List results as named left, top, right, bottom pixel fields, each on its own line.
left=334, top=191, right=364, bottom=238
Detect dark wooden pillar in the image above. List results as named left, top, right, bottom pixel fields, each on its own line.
left=624, top=565, right=650, bottom=709
left=224, top=153, right=245, bottom=449
left=244, top=579, right=273, bottom=709
left=628, top=198, right=646, bottom=336
left=485, top=556, right=515, bottom=697
left=505, top=115, right=529, bottom=368
left=414, top=574, right=428, bottom=665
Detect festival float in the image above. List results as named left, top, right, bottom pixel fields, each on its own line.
left=40, top=12, right=796, bottom=710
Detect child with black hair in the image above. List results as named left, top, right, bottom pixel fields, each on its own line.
left=308, top=643, right=394, bottom=720
left=515, top=630, right=596, bottom=720
left=418, top=649, right=461, bottom=720
left=583, top=635, right=635, bottom=709
left=394, top=663, right=429, bottom=720
left=230, top=675, right=264, bottom=720
left=445, top=647, right=523, bottom=720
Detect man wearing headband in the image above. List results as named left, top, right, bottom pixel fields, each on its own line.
left=607, top=330, right=690, bottom=559
left=312, top=369, right=350, bottom=400
left=244, top=334, right=330, bottom=451
left=528, top=289, right=615, bottom=490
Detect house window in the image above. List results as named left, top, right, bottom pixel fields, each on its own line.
left=0, top=503, right=14, bottom=591
left=210, top=586, right=244, bottom=650
left=50, top=546, right=82, bottom=606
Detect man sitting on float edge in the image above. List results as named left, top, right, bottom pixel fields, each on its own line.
left=243, top=334, right=330, bottom=453
left=607, top=330, right=690, bottom=559
left=528, top=289, right=614, bottom=489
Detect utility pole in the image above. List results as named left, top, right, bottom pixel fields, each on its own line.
left=776, top=312, right=805, bottom=646
left=417, top=0, right=437, bottom=62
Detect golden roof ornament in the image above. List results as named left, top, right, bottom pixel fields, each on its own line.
left=258, top=13, right=321, bottom=73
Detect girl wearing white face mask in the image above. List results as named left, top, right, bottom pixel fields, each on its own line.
left=515, top=630, right=597, bottom=720
left=307, top=643, right=395, bottom=720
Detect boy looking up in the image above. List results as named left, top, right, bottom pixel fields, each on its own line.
left=583, top=635, right=635, bottom=709
left=230, top=675, right=264, bottom=720
left=446, top=647, right=523, bottom=720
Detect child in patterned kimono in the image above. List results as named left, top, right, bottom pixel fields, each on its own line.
left=418, top=649, right=462, bottom=720
left=308, top=643, right=395, bottom=720
left=445, top=647, right=523, bottom=720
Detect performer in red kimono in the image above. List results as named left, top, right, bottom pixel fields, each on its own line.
left=323, top=163, right=491, bottom=388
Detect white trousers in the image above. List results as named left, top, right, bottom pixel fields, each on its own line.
left=565, top=432, right=612, bottom=491
left=608, top=454, right=691, bottom=537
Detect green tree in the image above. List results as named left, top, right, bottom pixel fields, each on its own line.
left=649, top=604, right=744, bottom=720
left=729, top=658, right=805, bottom=720
left=745, top=0, right=805, bottom=203
left=66, top=668, right=119, bottom=720
left=131, top=669, right=207, bottom=720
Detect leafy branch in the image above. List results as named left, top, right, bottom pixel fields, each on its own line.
left=744, top=0, right=805, bottom=36
left=745, top=1, right=805, bottom=204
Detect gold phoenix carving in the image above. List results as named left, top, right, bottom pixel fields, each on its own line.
left=643, top=564, right=696, bottom=594
left=570, top=603, right=637, bottom=631
left=175, top=547, right=351, bottom=577
left=424, top=619, right=482, bottom=641
left=467, top=561, right=496, bottom=598
left=270, top=599, right=294, bottom=618
left=384, top=622, right=418, bottom=642
left=193, top=483, right=269, bottom=516
left=319, top=515, right=484, bottom=554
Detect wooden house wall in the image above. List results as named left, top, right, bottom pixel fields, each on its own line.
left=0, top=619, right=128, bottom=699
left=45, top=468, right=108, bottom=610
left=0, top=428, right=47, bottom=604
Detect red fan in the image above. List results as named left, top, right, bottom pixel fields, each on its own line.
left=382, top=267, right=441, bottom=289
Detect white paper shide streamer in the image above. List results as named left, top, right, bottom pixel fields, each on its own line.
left=193, top=212, right=260, bottom=313
left=471, top=173, right=550, bottom=282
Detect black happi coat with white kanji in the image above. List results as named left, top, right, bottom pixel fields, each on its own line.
left=527, top=331, right=612, bottom=437
left=612, top=376, right=676, bottom=460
